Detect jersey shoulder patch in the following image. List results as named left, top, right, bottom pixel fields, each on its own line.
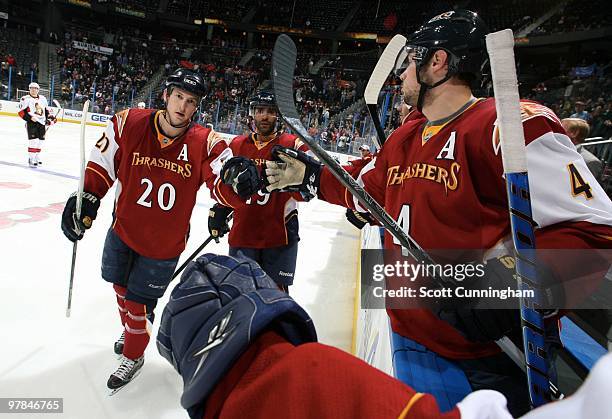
left=519, top=101, right=561, bottom=125
left=114, top=109, right=130, bottom=138
left=206, top=129, right=227, bottom=154
left=491, top=100, right=562, bottom=155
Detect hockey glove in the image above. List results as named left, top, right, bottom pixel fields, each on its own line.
left=208, top=203, right=232, bottom=243
left=156, top=253, right=317, bottom=417
left=265, top=145, right=322, bottom=201
left=220, top=156, right=262, bottom=200
left=345, top=208, right=377, bottom=230
left=61, top=191, right=100, bottom=242
left=439, top=255, right=563, bottom=342
left=46, top=114, right=57, bottom=126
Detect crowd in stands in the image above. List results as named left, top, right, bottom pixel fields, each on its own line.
left=56, top=28, right=168, bottom=113
left=531, top=0, right=611, bottom=36
left=3, top=0, right=612, bottom=162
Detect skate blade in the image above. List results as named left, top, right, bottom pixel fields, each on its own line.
left=107, top=369, right=143, bottom=397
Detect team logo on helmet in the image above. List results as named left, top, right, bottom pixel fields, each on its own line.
left=428, top=11, right=455, bottom=22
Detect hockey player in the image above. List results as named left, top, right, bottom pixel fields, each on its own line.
left=157, top=252, right=612, bottom=419
left=207, top=91, right=308, bottom=292
left=137, top=101, right=146, bottom=109
left=60, top=68, right=232, bottom=392
left=18, top=82, right=56, bottom=167
left=265, top=10, right=612, bottom=416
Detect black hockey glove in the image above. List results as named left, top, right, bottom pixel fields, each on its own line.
left=345, top=208, right=377, bottom=230
left=46, top=114, right=57, bottom=126
left=220, top=156, right=263, bottom=200
left=265, top=145, right=322, bottom=201
left=208, top=203, right=232, bottom=243
left=61, top=191, right=100, bottom=242
left=439, top=255, right=563, bottom=343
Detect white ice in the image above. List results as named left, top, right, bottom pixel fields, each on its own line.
left=0, top=115, right=359, bottom=418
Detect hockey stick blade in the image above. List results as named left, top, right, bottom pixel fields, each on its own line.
left=272, top=34, right=442, bottom=275
left=487, top=29, right=550, bottom=407
left=364, top=34, right=406, bottom=147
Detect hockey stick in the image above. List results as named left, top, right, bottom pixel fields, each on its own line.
left=171, top=212, right=234, bottom=280
left=364, top=34, right=406, bottom=148
left=66, top=99, right=90, bottom=318
left=46, top=100, right=63, bottom=133
left=53, top=99, right=64, bottom=121
left=486, top=29, right=550, bottom=407
left=272, top=34, right=444, bottom=278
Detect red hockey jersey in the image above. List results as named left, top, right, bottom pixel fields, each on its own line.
left=212, top=132, right=307, bottom=248
left=318, top=98, right=612, bottom=359
left=204, top=331, right=464, bottom=419
left=84, top=109, right=232, bottom=259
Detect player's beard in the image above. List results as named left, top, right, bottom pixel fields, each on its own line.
left=255, top=119, right=275, bottom=137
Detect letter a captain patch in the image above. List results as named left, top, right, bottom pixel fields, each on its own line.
left=177, top=144, right=189, bottom=162
left=436, top=131, right=456, bottom=160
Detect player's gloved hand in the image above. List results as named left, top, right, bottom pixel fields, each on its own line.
left=265, top=145, right=322, bottom=201
left=208, top=203, right=232, bottom=243
left=345, top=208, right=377, bottom=230
left=61, top=191, right=101, bottom=242
left=220, top=156, right=262, bottom=200
left=156, top=253, right=317, bottom=417
left=46, top=114, right=57, bottom=126
left=439, top=255, right=563, bottom=342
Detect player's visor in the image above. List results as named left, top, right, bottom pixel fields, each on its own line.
left=394, top=45, right=429, bottom=77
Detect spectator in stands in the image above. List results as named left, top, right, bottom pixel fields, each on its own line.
left=358, top=144, right=372, bottom=159
left=570, top=100, right=592, bottom=122
left=562, top=118, right=603, bottom=179
left=6, top=53, right=16, bottom=68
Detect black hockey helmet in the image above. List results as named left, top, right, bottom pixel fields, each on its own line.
left=248, top=90, right=277, bottom=117
left=165, top=68, right=207, bottom=98
left=395, top=10, right=490, bottom=110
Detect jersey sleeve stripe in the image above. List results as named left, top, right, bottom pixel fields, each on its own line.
left=213, top=179, right=235, bottom=209
left=397, top=392, right=425, bottom=419
left=86, top=164, right=113, bottom=189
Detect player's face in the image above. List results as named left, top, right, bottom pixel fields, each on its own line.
left=254, top=105, right=277, bottom=136
left=29, top=87, right=39, bottom=97
left=166, top=88, right=199, bottom=125
left=399, top=53, right=421, bottom=107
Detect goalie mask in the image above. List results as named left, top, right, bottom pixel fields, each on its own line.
left=394, top=9, right=490, bottom=111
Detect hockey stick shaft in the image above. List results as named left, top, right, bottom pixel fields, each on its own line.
left=172, top=235, right=216, bottom=280
left=486, top=29, right=550, bottom=407
left=272, top=34, right=443, bottom=277
left=66, top=99, right=90, bottom=318
left=172, top=212, right=234, bottom=280
left=364, top=35, right=406, bottom=147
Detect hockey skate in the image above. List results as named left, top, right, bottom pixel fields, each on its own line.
left=28, top=158, right=38, bottom=168
left=107, top=355, right=144, bottom=395
left=113, top=331, right=125, bottom=356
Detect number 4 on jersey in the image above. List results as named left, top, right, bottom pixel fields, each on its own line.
left=567, top=163, right=593, bottom=199
left=392, top=204, right=411, bottom=246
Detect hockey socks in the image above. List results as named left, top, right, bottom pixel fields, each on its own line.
left=122, top=300, right=152, bottom=360
left=113, top=284, right=128, bottom=325
left=28, top=138, right=41, bottom=165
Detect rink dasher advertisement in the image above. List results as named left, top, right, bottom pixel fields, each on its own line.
left=1, top=100, right=111, bottom=127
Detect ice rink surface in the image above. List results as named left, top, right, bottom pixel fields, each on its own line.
left=0, top=115, right=359, bottom=418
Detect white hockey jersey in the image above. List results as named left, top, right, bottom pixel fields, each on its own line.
left=18, top=94, right=49, bottom=125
